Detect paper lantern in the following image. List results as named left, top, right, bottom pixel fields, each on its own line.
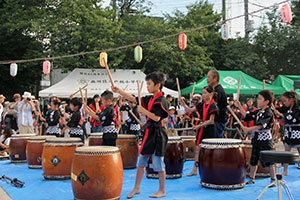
left=134, top=45, right=143, bottom=63
left=221, top=22, right=229, bottom=41
left=43, top=60, right=51, bottom=75
left=281, top=4, right=292, bottom=24
left=178, top=33, right=187, bottom=50
left=10, top=63, right=17, bottom=77
left=99, top=52, right=107, bottom=67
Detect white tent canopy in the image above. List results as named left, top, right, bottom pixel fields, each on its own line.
left=39, top=68, right=178, bottom=98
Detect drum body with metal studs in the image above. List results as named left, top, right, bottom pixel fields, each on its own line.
left=181, top=136, right=196, bottom=161
left=88, top=132, right=103, bottom=146
left=116, top=134, right=138, bottom=169
left=199, top=138, right=246, bottom=190
left=42, top=138, right=83, bottom=180
left=71, top=146, right=123, bottom=200
left=146, top=136, right=184, bottom=179
left=26, top=136, right=55, bottom=169
left=9, top=134, right=36, bottom=163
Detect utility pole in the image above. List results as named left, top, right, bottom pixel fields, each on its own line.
left=244, top=0, right=249, bottom=41
left=222, top=0, right=226, bottom=21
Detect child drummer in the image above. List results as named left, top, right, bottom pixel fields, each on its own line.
left=180, top=85, right=219, bottom=176
left=61, top=98, right=84, bottom=142
left=111, top=72, right=169, bottom=198
left=235, top=90, right=276, bottom=186
left=84, top=90, right=118, bottom=146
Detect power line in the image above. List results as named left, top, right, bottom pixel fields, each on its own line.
left=0, top=0, right=290, bottom=65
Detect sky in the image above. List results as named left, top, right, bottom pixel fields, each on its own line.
left=102, top=0, right=286, bottom=38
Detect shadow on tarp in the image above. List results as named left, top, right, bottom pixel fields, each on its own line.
left=0, top=160, right=300, bottom=200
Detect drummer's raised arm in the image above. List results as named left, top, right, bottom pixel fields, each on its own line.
left=111, top=86, right=136, bottom=103
left=179, top=97, right=196, bottom=113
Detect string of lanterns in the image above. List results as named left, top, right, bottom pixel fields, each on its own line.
left=8, top=3, right=293, bottom=77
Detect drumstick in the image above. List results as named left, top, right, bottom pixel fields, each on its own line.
left=85, top=88, right=88, bottom=105
left=263, top=80, right=265, bottom=90
left=79, top=88, right=85, bottom=104
left=72, top=84, right=88, bottom=96
left=236, top=127, right=245, bottom=140
left=129, top=110, right=143, bottom=126
left=137, top=80, right=142, bottom=106
left=102, top=57, right=114, bottom=87
left=191, top=82, right=196, bottom=98
left=176, top=78, right=181, bottom=99
left=237, top=76, right=241, bottom=102
left=123, top=84, right=128, bottom=91
left=140, top=81, right=144, bottom=92
left=226, top=105, right=245, bottom=129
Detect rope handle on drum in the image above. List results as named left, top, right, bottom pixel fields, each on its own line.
left=0, top=175, right=25, bottom=188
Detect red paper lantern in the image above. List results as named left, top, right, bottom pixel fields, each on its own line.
left=178, top=33, right=187, bottom=50
left=43, top=60, right=51, bottom=75
left=10, top=63, right=17, bottom=77
left=281, top=4, right=292, bottom=24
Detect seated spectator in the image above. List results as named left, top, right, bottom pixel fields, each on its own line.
left=0, top=128, right=13, bottom=153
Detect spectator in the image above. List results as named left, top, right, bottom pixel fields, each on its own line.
left=9, top=93, right=21, bottom=111
left=0, top=94, right=6, bottom=124
left=206, top=70, right=227, bottom=138
left=166, top=94, right=173, bottom=107
left=89, top=94, right=103, bottom=133
left=18, top=92, right=36, bottom=134
left=3, top=103, right=18, bottom=132
left=0, top=127, right=13, bottom=154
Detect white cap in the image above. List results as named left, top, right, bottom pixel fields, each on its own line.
left=169, top=106, right=175, bottom=110
left=22, top=92, right=31, bottom=98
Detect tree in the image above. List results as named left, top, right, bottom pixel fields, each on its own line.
left=0, top=0, right=44, bottom=99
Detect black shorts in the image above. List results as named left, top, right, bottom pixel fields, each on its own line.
left=250, top=145, right=272, bottom=167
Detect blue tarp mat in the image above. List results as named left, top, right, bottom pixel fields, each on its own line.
left=0, top=160, right=300, bottom=200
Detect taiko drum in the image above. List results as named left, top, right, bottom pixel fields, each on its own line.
left=88, top=132, right=103, bottom=146
left=26, top=135, right=55, bottom=169
left=146, top=136, right=184, bottom=179
left=199, top=139, right=246, bottom=190
left=9, top=134, right=36, bottom=163
left=42, top=137, right=83, bottom=180
left=71, top=146, right=123, bottom=200
left=116, top=134, right=138, bottom=169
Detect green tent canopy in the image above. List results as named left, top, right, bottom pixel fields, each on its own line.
left=181, top=70, right=286, bottom=95
left=272, top=75, right=300, bottom=97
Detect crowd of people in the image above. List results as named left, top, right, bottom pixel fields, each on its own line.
left=0, top=70, right=299, bottom=198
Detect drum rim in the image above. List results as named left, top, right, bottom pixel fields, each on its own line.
left=89, top=132, right=103, bottom=136
left=201, top=138, right=242, bottom=145
left=11, top=134, right=36, bottom=138
left=168, top=136, right=182, bottom=141
left=45, top=138, right=82, bottom=143
left=117, top=134, right=137, bottom=139
left=28, top=136, right=56, bottom=141
left=74, top=146, right=120, bottom=155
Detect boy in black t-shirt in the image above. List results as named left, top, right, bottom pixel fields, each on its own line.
left=85, top=90, right=117, bottom=146
left=235, top=90, right=276, bottom=186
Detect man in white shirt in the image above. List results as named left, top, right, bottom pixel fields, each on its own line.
left=18, top=92, right=36, bottom=134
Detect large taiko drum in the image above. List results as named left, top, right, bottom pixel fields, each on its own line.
left=181, top=136, right=196, bottom=161
left=88, top=132, right=103, bottom=146
left=199, top=139, right=246, bottom=190
left=116, top=134, right=138, bottom=169
left=243, top=140, right=273, bottom=177
left=146, top=136, right=184, bottom=179
left=26, top=135, right=56, bottom=169
left=42, top=138, right=83, bottom=180
left=9, top=134, right=36, bottom=163
left=71, top=146, right=123, bottom=200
